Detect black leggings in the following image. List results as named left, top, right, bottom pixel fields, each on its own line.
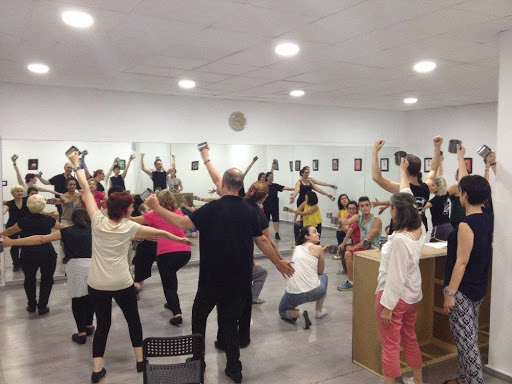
left=72, top=295, right=94, bottom=333
left=21, top=253, right=57, bottom=309
left=9, top=234, right=21, bottom=268
left=88, top=285, right=143, bottom=358
left=156, top=251, right=191, bottom=315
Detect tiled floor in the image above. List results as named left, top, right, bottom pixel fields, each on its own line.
left=0, top=225, right=506, bottom=384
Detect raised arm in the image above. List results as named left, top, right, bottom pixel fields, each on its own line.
left=484, top=151, right=496, bottom=180
left=372, top=140, right=400, bottom=193
left=400, top=158, right=410, bottom=191
left=424, top=136, right=443, bottom=188
left=200, top=148, right=223, bottom=193
left=121, top=156, right=134, bottom=179
left=456, top=144, right=469, bottom=179
left=242, top=156, right=258, bottom=178
left=81, top=154, right=92, bottom=179
left=311, top=181, right=333, bottom=200
left=166, top=153, right=176, bottom=175
left=13, top=162, right=25, bottom=187
left=68, top=151, right=98, bottom=218
left=37, top=174, right=51, bottom=185
left=140, top=153, right=152, bottom=177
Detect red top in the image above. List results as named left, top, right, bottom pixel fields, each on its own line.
left=347, top=214, right=361, bottom=244
left=81, top=191, right=106, bottom=209
left=143, top=209, right=191, bottom=255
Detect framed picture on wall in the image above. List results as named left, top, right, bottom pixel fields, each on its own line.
left=312, top=159, right=319, bottom=171
left=424, top=157, right=432, bottom=172
left=332, top=159, right=339, bottom=171
left=289, top=161, right=293, bottom=172
left=272, top=159, right=279, bottom=171
left=295, top=160, right=301, bottom=171
left=191, top=161, right=199, bottom=171
left=380, top=158, right=389, bottom=172
left=354, top=158, right=362, bottom=171
left=464, top=157, right=473, bottom=174
left=28, top=159, right=39, bottom=170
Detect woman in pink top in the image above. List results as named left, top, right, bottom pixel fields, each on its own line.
left=81, top=179, right=107, bottom=209
left=131, top=190, right=192, bottom=326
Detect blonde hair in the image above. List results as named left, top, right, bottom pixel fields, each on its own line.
left=157, top=189, right=178, bottom=211
left=434, top=176, right=448, bottom=196
left=27, top=194, right=46, bottom=214
left=10, top=184, right=24, bottom=195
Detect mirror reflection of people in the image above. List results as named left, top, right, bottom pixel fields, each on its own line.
left=140, top=153, right=171, bottom=191
left=263, top=167, right=294, bottom=240
left=287, top=192, right=322, bottom=241
left=38, top=162, right=80, bottom=219
left=289, top=167, right=334, bottom=206
left=423, top=176, right=452, bottom=241
left=110, top=156, right=134, bottom=190
left=167, top=153, right=183, bottom=193
left=11, top=157, right=59, bottom=196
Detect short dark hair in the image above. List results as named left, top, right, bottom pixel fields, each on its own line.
left=107, top=192, right=134, bottom=221
left=113, top=165, right=121, bottom=171
left=306, top=191, right=318, bottom=205
left=108, top=185, right=124, bottom=196
left=154, top=160, right=162, bottom=166
left=223, top=168, right=244, bottom=191
left=358, top=196, right=370, bottom=204
left=257, top=172, right=265, bottom=181
left=65, top=178, right=77, bottom=188
left=459, top=175, right=491, bottom=205
left=390, top=192, right=422, bottom=231
left=347, top=200, right=358, bottom=209
left=265, top=172, right=273, bottom=182
left=71, top=208, right=91, bottom=228
left=299, top=166, right=309, bottom=176
left=93, top=169, right=103, bottom=178
left=27, top=186, right=38, bottom=195
left=296, top=225, right=314, bottom=246
left=25, top=173, right=36, bottom=183
left=337, top=194, right=349, bottom=210
left=405, top=154, right=421, bottom=177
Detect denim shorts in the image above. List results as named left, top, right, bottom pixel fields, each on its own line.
left=278, top=273, right=328, bottom=319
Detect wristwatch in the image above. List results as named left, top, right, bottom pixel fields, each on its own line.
left=443, top=287, right=456, bottom=297
left=73, top=167, right=81, bottom=172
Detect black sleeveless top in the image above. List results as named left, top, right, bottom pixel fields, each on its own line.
left=152, top=171, right=167, bottom=191
left=297, top=180, right=313, bottom=207
left=110, top=175, right=126, bottom=190
left=410, top=182, right=430, bottom=230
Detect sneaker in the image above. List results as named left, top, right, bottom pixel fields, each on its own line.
left=275, top=233, right=281, bottom=240
left=315, top=308, right=328, bottom=319
left=302, top=310, right=312, bottom=329
left=91, top=368, right=106, bottom=383
left=337, top=280, right=354, bottom=291
left=252, top=298, right=265, bottom=304
left=72, top=333, right=87, bottom=344
left=401, top=377, right=415, bottom=384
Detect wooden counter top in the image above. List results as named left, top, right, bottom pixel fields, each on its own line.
left=354, top=243, right=447, bottom=261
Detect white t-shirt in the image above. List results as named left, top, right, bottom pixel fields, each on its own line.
left=167, top=176, right=182, bottom=193
left=286, top=243, right=320, bottom=294
left=87, top=210, right=141, bottom=291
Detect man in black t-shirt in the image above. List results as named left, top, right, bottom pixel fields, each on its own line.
left=145, top=163, right=293, bottom=383
left=38, top=162, right=79, bottom=217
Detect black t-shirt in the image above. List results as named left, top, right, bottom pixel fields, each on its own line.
left=238, top=185, right=246, bottom=198
left=245, top=200, right=269, bottom=231
left=49, top=174, right=80, bottom=194
left=110, top=175, right=126, bottom=190
left=263, top=183, right=284, bottom=209
left=189, top=195, right=263, bottom=289
left=152, top=171, right=167, bottom=190
left=60, top=225, right=92, bottom=259
left=429, top=194, right=451, bottom=226
left=17, top=214, right=57, bottom=257
left=410, top=182, right=430, bottom=230
left=6, top=197, right=30, bottom=227
left=96, top=182, right=105, bottom=192
left=445, top=209, right=493, bottom=301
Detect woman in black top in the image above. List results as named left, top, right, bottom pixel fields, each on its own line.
left=109, top=156, right=134, bottom=190
left=424, top=176, right=453, bottom=241
left=2, top=185, right=30, bottom=271
left=4, top=209, right=95, bottom=343
left=443, top=174, right=492, bottom=384
left=263, top=171, right=294, bottom=240
left=1, top=194, right=65, bottom=315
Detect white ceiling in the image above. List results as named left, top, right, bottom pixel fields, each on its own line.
left=1, top=0, right=511, bottom=110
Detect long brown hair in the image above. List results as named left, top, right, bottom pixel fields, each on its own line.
left=390, top=192, right=422, bottom=231
left=157, top=189, right=178, bottom=211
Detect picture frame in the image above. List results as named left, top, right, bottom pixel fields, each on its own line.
left=295, top=160, right=301, bottom=171
left=464, top=157, right=473, bottom=174
left=332, top=158, right=339, bottom=171
left=424, top=157, right=432, bottom=172
left=117, top=159, right=126, bottom=170
left=354, top=158, right=362, bottom=172
left=272, top=159, right=279, bottom=171
left=380, top=158, right=389, bottom=172
left=312, top=159, right=319, bottom=171
left=191, top=161, right=199, bottom=171
left=289, top=161, right=293, bottom=172
left=28, top=159, right=39, bottom=170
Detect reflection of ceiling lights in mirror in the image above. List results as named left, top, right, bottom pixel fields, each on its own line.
left=27, top=63, right=49, bottom=74
left=275, top=43, right=300, bottom=56
left=178, top=80, right=196, bottom=89
left=413, top=60, right=436, bottom=73
left=290, top=90, right=305, bottom=97
left=62, top=11, right=94, bottom=28
left=403, top=97, right=418, bottom=104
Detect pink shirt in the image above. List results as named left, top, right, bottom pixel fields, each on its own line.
left=81, top=191, right=106, bottom=209
left=143, top=209, right=191, bottom=255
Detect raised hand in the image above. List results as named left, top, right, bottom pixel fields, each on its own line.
left=374, top=140, right=385, bottom=152
left=144, top=194, right=159, bottom=210
left=433, top=136, right=443, bottom=147
left=456, top=144, right=466, bottom=158
left=68, top=151, right=80, bottom=168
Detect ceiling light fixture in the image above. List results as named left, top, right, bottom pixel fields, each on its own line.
left=275, top=43, right=300, bottom=57
left=290, top=90, right=305, bottom=97
left=178, top=79, right=196, bottom=89
left=403, top=97, right=418, bottom=104
left=27, top=63, right=49, bottom=74
left=413, top=60, right=436, bottom=73
left=62, top=10, right=94, bottom=28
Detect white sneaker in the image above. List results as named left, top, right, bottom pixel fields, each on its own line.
left=315, top=308, right=328, bottom=319
left=401, top=377, right=415, bottom=384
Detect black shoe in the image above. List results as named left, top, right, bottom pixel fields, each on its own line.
left=26, top=305, right=36, bottom=313
left=136, top=361, right=144, bottom=373
left=214, top=340, right=226, bottom=351
left=169, top=316, right=182, bottom=326
left=225, top=369, right=242, bottom=383
left=303, top=310, right=312, bottom=330
left=38, top=306, right=50, bottom=316
left=86, top=326, right=95, bottom=336
left=91, top=368, right=106, bottom=383
left=240, top=340, right=250, bottom=349
left=72, top=333, right=86, bottom=344
left=62, top=257, right=70, bottom=264
left=275, top=233, right=281, bottom=240
left=164, top=303, right=171, bottom=310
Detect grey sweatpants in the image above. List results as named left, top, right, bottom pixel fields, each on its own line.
left=251, top=265, right=268, bottom=300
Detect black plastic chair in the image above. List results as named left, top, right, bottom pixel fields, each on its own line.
left=143, top=335, right=205, bottom=384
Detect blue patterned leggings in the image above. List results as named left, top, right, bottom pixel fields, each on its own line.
left=448, top=292, right=484, bottom=384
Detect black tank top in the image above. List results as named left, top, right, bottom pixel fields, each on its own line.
left=410, top=182, right=430, bottom=230
left=297, top=180, right=313, bottom=207
left=152, top=171, right=167, bottom=191
left=110, top=175, right=126, bottom=190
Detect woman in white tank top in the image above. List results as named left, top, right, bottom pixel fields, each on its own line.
left=278, top=225, right=329, bottom=329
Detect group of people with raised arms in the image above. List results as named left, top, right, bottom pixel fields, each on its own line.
left=1, top=138, right=496, bottom=384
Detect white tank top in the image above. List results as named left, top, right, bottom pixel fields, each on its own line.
left=286, top=243, right=320, bottom=294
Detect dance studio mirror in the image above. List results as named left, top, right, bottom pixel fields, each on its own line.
left=1, top=140, right=400, bottom=285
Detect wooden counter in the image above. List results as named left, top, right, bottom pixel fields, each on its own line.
left=352, top=244, right=491, bottom=376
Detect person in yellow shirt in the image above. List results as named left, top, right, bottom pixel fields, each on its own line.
left=289, top=192, right=322, bottom=240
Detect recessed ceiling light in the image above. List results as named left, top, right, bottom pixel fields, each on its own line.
left=27, top=63, right=49, bottom=74
left=62, top=11, right=94, bottom=28
left=403, top=97, right=418, bottom=104
left=290, top=90, right=305, bottom=97
left=275, top=43, right=300, bottom=57
left=413, top=60, right=436, bottom=73
left=178, top=79, right=196, bottom=89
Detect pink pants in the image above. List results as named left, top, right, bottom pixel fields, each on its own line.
left=375, top=290, right=422, bottom=377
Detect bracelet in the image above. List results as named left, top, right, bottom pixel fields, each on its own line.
left=485, top=168, right=490, bottom=172
left=490, top=162, right=496, bottom=166
left=204, top=159, right=210, bottom=165
left=443, top=286, right=456, bottom=297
